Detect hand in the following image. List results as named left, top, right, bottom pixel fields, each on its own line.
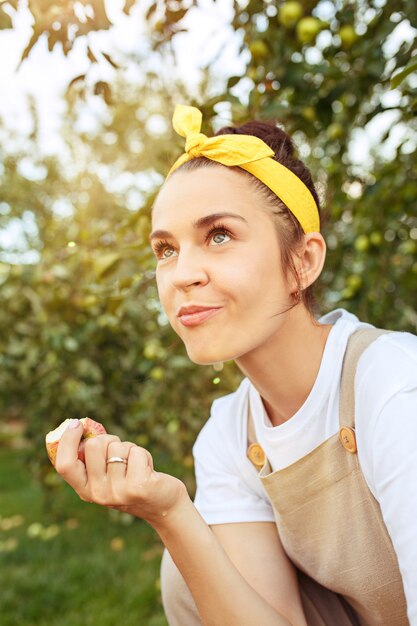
left=55, top=419, right=189, bottom=527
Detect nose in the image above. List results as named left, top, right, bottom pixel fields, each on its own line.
left=170, top=244, right=209, bottom=291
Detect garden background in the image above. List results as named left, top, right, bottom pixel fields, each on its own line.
left=0, top=1, right=416, bottom=624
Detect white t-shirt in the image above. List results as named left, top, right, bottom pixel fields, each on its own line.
left=192, top=308, right=417, bottom=624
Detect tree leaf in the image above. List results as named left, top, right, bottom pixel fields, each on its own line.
left=87, top=46, right=98, bottom=63
left=0, top=6, right=13, bottom=29
left=68, top=74, right=86, bottom=89
left=123, top=0, right=136, bottom=15
left=390, top=59, right=417, bottom=89
left=91, top=0, right=111, bottom=29
left=94, top=81, right=112, bottom=104
left=18, top=30, right=39, bottom=66
left=227, top=76, right=242, bottom=89
left=165, top=8, right=188, bottom=23
left=145, top=2, right=157, bottom=21
left=93, top=253, right=121, bottom=279
left=101, top=52, right=120, bottom=69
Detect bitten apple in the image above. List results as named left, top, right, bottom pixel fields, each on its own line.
left=45, top=417, right=106, bottom=467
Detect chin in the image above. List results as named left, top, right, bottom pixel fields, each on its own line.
left=184, top=345, right=229, bottom=366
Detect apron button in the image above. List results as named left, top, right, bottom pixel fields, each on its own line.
left=247, top=443, right=266, bottom=468
left=339, top=427, right=357, bottom=453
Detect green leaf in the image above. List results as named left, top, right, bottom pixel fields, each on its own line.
left=93, top=253, right=121, bottom=279
left=390, top=59, right=417, bottom=89
left=227, top=76, right=242, bottom=89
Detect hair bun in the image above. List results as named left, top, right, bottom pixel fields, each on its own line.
left=215, top=120, right=296, bottom=161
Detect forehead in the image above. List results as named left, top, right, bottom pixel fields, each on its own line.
left=151, top=166, right=262, bottom=227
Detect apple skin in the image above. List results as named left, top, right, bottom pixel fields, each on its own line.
left=46, top=417, right=107, bottom=467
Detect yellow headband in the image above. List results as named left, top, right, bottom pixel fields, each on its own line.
left=166, top=104, right=320, bottom=234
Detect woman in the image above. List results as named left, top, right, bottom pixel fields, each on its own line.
left=55, top=104, right=417, bottom=626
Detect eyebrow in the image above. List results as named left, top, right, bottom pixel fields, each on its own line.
left=148, top=212, right=248, bottom=242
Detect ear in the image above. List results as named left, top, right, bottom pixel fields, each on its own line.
left=292, top=232, right=327, bottom=291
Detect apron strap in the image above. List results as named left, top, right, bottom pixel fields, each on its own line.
left=247, top=399, right=257, bottom=447
left=338, top=327, right=391, bottom=452
left=247, top=325, right=392, bottom=462
left=247, top=400, right=269, bottom=469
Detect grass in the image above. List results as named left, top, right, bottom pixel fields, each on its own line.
left=0, top=447, right=169, bottom=626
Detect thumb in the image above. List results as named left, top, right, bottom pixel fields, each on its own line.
left=53, top=418, right=88, bottom=492
left=55, top=418, right=85, bottom=469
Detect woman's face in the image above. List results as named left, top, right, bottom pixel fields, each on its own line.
left=150, top=166, right=297, bottom=365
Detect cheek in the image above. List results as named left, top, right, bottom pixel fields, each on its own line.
left=155, top=271, right=170, bottom=311
left=226, top=249, right=284, bottom=295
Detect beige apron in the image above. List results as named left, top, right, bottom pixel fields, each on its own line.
left=161, top=327, right=409, bottom=625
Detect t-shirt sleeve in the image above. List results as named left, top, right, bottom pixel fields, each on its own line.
left=355, top=332, right=417, bottom=624
left=192, top=397, right=275, bottom=526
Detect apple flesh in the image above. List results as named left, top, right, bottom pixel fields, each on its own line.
left=45, top=417, right=106, bottom=467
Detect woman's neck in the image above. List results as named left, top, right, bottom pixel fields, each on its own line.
left=235, top=307, right=333, bottom=427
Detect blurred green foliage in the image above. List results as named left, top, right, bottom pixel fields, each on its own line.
left=0, top=448, right=168, bottom=625
left=0, top=0, right=416, bottom=491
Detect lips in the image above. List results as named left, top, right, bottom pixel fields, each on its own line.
left=177, top=305, right=222, bottom=327
left=177, top=305, right=222, bottom=317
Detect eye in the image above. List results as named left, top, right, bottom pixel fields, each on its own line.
left=152, top=239, right=174, bottom=259
left=153, top=224, right=233, bottom=260
left=205, top=224, right=233, bottom=246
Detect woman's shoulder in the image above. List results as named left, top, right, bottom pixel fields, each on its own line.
left=323, top=307, right=417, bottom=375
left=321, top=307, right=417, bottom=412
left=354, top=327, right=417, bottom=417
left=358, top=328, right=417, bottom=375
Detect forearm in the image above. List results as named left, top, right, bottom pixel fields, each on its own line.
left=53, top=424, right=293, bottom=623
left=153, top=495, right=294, bottom=626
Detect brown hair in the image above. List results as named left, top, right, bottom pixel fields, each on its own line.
left=169, top=119, right=326, bottom=316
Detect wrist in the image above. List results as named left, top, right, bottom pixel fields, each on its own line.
left=150, top=486, right=195, bottom=537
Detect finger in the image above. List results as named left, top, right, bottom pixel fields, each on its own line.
left=106, top=441, right=137, bottom=474
left=83, top=434, right=121, bottom=481
left=125, top=446, right=154, bottom=487
left=55, top=419, right=88, bottom=490
left=106, top=442, right=137, bottom=499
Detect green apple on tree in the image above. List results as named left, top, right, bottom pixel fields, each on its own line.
left=301, top=106, right=317, bottom=122
left=278, top=1, right=303, bottom=28
left=339, top=24, right=358, bottom=49
left=327, top=122, right=344, bottom=140
left=370, top=232, right=383, bottom=246
left=249, top=39, right=269, bottom=61
left=296, top=17, right=323, bottom=44
left=354, top=235, right=370, bottom=252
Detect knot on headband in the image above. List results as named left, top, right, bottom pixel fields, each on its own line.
left=171, top=104, right=274, bottom=168
left=185, top=133, right=208, bottom=158
left=166, top=104, right=320, bottom=234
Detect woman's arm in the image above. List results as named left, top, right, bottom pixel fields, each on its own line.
left=358, top=384, right=417, bottom=625
left=55, top=420, right=307, bottom=626
left=155, top=503, right=307, bottom=626
left=356, top=335, right=417, bottom=624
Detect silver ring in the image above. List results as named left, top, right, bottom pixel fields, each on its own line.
left=106, top=456, right=128, bottom=465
